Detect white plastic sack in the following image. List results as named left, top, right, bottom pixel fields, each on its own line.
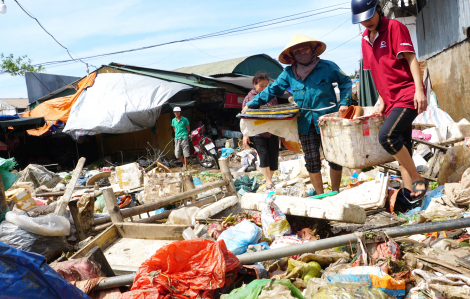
left=261, top=191, right=291, bottom=239
left=166, top=207, right=201, bottom=226
left=5, top=211, right=70, bottom=237
left=240, top=115, right=299, bottom=143
left=217, top=219, right=262, bottom=255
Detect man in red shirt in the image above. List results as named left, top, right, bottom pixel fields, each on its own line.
left=352, top=0, right=428, bottom=203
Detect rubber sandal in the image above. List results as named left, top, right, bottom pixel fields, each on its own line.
left=266, top=183, right=275, bottom=190
left=412, top=180, right=428, bottom=201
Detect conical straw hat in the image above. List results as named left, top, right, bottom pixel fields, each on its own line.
left=278, top=34, right=327, bottom=64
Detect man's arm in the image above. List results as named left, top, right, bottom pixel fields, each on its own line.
left=403, top=52, right=427, bottom=114
left=186, top=125, right=190, bottom=137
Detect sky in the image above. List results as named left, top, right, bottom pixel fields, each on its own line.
left=0, top=0, right=363, bottom=98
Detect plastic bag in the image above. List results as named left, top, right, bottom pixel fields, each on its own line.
left=221, top=279, right=305, bottom=299
left=53, top=256, right=102, bottom=282
left=304, top=278, right=328, bottom=299
left=0, top=220, right=72, bottom=261
left=313, top=282, right=388, bottom=299
left=234, top=174, right=260, bottom=193
left=13, top=163, right=61, bottom=189
left=0, top=241, right=89, bottom=299
left=258, top=283, right=297, bottom=299
left=0, top=157, right=18, bottom=190
left=217, top=219, right=262, bottom=255
left=261, top=191, right=291, bottom=239
left=166, top=206, right=201, bottom=226
left=94, top=195, right=105, bottom=212
left=5, top=211, right=70, bottom=236
left=121, top=239, right=241, bottom=299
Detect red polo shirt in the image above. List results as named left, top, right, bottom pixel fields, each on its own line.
left=362, top=17, right=418, bottom=116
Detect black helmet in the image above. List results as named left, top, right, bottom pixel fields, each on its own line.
left=351, top=0, right=379, bottom=24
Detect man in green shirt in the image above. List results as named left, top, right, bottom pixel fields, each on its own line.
left=171, top=107, right=190, bottom=169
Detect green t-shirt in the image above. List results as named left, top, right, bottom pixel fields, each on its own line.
left=171, top=116, right=190, bottom=139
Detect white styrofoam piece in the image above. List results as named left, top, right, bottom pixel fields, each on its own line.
left=324, top=172, right=390, bottom=210
left=195, top=195, right=238, bottom=219
left=241, top=193, right=366, bottom=224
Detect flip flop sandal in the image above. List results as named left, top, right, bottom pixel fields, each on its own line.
left=412, top=180, right=429, bottom=202
left=266, top=183, right=276, bottom=190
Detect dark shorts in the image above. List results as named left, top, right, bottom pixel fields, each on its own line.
left=299, top=123, right=342, bottom=173
left=250, top=135, right=279, bottom=171
left=379, top=107, right=418, bottom=156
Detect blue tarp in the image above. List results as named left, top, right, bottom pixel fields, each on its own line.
left=0, top=241, right=90, bottom=298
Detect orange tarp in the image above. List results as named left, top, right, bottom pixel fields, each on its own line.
left=22, top=72, right=96, bottom=136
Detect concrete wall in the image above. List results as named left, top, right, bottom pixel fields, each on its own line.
left=426, top=40, right=470, bottom=122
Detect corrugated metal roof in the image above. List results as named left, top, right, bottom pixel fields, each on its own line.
left=174, top=54, right=284, bottom=78
left=0, top=98, right=29, bottom=109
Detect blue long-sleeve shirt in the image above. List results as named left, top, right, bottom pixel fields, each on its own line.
left=246, top=59, right=352, bottom=135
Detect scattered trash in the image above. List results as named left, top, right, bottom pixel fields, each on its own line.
left=217, top=219, right=262, bottom=255
left=261, top=191, right=291, bottom=239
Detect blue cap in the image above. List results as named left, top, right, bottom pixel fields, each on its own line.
left=351, top=0, right=379, bottom=24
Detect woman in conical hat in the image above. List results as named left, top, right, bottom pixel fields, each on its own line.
left=243, top=34, right=352, bottom=194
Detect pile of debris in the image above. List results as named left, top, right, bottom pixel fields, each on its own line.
left=1, top=133, right=470, bottom=298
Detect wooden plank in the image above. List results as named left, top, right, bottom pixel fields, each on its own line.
left=417, top=256, right=470, bottom=276
left=103, top=188, right=124, bottom=223
left=71, top=225, right=120, bottom=259
left=219, top=158, right=237, bottom=196
left=68, top=200, right=88, bottom=241
left=425, top=149, right=439, bottom=177
left=55, top=157, right=86, bottom=216
left=412, top=138, right=448, bottom=151
left=84, top=246, right=115, bottom=277
left=116, top=223, right=187, bottom=240
left=430, top=151, right=445, bottom=178
left=380, top=163, right=437, bottom=182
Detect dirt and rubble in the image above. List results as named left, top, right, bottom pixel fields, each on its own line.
left=1, top=137, right=470, bottom=298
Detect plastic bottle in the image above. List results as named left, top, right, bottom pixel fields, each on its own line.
left=182, top=227, right=197, bottom=240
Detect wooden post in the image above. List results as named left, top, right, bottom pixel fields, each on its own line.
left=68, top=200, right=88, bottom=241
left=55, top=157, right=86, bottom=216
left=102, top=188, right=124, bottom=223
left=0, top=175, right=8, bottom=215
left=183, top=174, right=196, bottom=202
left=219, top=158, right=237, bottom=196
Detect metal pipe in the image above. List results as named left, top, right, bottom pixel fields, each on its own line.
left=236, top=217, right=470, bottom=264
left=95, top=274, right=135, bottom=290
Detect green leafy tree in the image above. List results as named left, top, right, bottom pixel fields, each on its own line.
left=1, top=53, right=45, bottom=76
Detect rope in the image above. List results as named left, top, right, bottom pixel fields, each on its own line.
left=299, top=102, right=336, bottom=111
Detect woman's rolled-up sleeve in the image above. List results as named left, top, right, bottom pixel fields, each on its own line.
left=246, top=69, right=290, bottom=108
left=332, top=63, right=352, bottom=107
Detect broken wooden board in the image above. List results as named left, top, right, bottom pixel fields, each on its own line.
left=329, top=211, right=407, bottom=234
left=417, top=255, right=470, bottom=276
left=103, top=238, right=174, bottom=274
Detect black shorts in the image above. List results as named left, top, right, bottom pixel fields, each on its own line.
left=250, top=135, right=279, bottom=171
left=379, top=107, right=418, bottom=156
left=299, top=123, right=342, bottom=173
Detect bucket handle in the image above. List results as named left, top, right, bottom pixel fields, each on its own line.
left=301, top=102, right=336, bottom=112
